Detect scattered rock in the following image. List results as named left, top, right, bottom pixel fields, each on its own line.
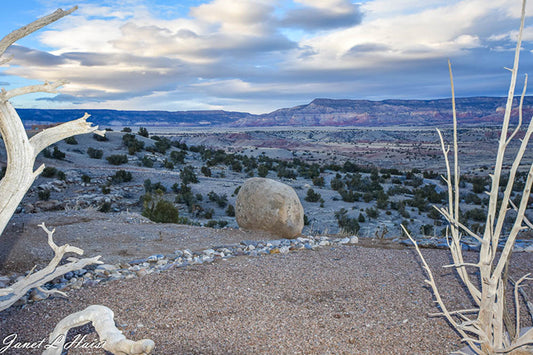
left=235, top=177, right=304, bottom=238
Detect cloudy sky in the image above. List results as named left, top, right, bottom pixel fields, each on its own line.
left=1, top=0, right=533, bottom=113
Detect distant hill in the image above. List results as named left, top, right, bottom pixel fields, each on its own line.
left=16, top=96, right=533, bottom=129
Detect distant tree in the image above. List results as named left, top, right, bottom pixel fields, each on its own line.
left=305, top=188, right=321, bottom=203
left=106, top=154, right=128, bottom=165
left=87, top=147, right=103, bottom=159
left=52, top=146, right=65, bottom=160
left=257, top=164, right=269, bottom=177
left=121, top=127, right=132, bottom=133
left=138, top=127, right=149, bottom=138
left=64, top=136, right=78, bottom=145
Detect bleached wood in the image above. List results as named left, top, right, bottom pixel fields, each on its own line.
left=43, top=305, right=155, bottom=355
left=0, top=223, right=102, bottom=311
left=407, top=0, right=533, bottom=353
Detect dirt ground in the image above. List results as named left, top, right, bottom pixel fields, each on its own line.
left=0, top=210, right=283, bottom=274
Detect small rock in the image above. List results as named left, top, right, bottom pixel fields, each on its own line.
left=279, top=246, right=290, bottom=254
left=30, top=288, right=49, bottom=302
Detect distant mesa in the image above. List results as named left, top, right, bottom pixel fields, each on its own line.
left=16, top=96, right=533, bottom=129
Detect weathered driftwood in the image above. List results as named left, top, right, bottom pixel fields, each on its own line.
left=43, top=305, right=155, bottom=355
left=403, top=0, right=533, bottom=353
left=0, top=223, right=102, bottom=311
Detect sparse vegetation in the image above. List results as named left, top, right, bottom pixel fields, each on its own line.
left=106, top=154, right=128, bottom=165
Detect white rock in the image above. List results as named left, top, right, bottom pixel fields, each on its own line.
left=236, top=177, right=304, bottom=238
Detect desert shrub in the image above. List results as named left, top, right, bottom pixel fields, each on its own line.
left=338, top=189, right=360, bottom=203
left=203, top=208, right=214, bottom=219
left=181, top=166, right=198, bottom=185
left=420, top=224, right=434, bottom=236
left=257, top=164, right=269, bottom=177
left=142, top=194, right=180, bottom=223
left=334, top=208, right=360, bottom=234
left=170, top=150, right=186, bottom=164
left=358, top=213, right=365, bottom=223
left=121, top=127, right=132, bottom=132
left=144, top=179, right=166, bottom=193
left=305, top=188, right=321, bottom=202
left=231, top=161, right=243, bottom=172
left=376, top=190, right=389, bottom=209
left=226, top=204, right=235, bottom=217
left=122, top=133, right=144, bottom=155
left=93, top=133, right=108, bottom=142
left=163, top=159, right=174, bottom=170
left=38, top=189, right=50, bottom=201
left=201, top=166, right=212, bottom=177
left=464, top=192, right=482, bottom=205
left=41, top=167, right=58, bottom=178
left=218, top=220, right=228, bottom=228
left=110, top=170, right=132, bottom=184
left=106, top=154, right=128, bottom=165
left=101, top=184, right=111, bottom=194
left=205, top=220, right=218, bottom=228
left=208, top=191, right=228, bottom=208
left=99, top=202, right=112, bottom=213
left=64, top=136, right=78, bottom=145
left=312, top=176, right=325, bottom=187
left=87, top=147, right=103, bottom=159
left=138, top=127, right=149, bottom=138
left=81, top=174, right=91, bottom=183
left=330, top=175, right=344, bottom=190
left=42, top=148, right=52, bottom=158
left=141, top=155, right=154, bottom=167
left=52, top=146, right=65, bottom=160
left=464, top=207, right=486, bottom=222
left=365, top=206, right=379, bottom=219
left=57, top=170, right=66, bottom=181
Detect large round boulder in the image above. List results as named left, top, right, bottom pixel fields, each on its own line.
left=235, top=177, right=304, bottom=238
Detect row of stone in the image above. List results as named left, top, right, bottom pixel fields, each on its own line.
left=17, top=235, right=358, bottom=305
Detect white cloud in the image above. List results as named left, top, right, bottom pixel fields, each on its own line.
left=3, top=0, right=533, bottom=113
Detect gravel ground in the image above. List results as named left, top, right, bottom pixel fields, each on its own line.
left=1, top=245, right=532, bottom=354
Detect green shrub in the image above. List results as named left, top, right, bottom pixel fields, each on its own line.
left=81, top=174, right=91, bottom=183
left=201, top=166, right=212, bottom=177
left=181, top=166, right=198, bottom=185
left=64, top=136, right=78, bottom=145
left=138, top=127, right=149, bottom=138
left=106, top=154, right=128, bottom=165
left=99, top=202, right=112, bottom=213
left=206, top=220, right=218, bottom=228
left=87, top=147, right=103, bottom=159
left=57, top=170, right=66, bottom=181
left=41, top=167, right=58, bottom=178
left=305, top=188, right=321, bottom=203
left=38, top=189, right=50, bottom=201
left=122, top=127, right=132, bottom=132
left=170, top=150, right=186, bottom=164
left=208, top=191, right=228, bottom=208
left=312, top=176, right=325, bottom=187
left=93, top=133, right=108, bottom=142
left=226, top=204, right=235, bottom=217
left=257, top=164, right=269, bottom=177
left=52, top=146, right=65, bottom=160
left=334, top=208, right=360, bottom=234
left=110, top=170, right=132, bottom=184
left=141, top=155, right=154, bottom=167
left=142, top=194, right=180, bottom=223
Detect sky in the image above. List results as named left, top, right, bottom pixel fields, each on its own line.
left=1, top=0, right=533, bottom=114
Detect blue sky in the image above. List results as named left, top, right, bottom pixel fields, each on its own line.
left=1, top=0, right=533, bottom=113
